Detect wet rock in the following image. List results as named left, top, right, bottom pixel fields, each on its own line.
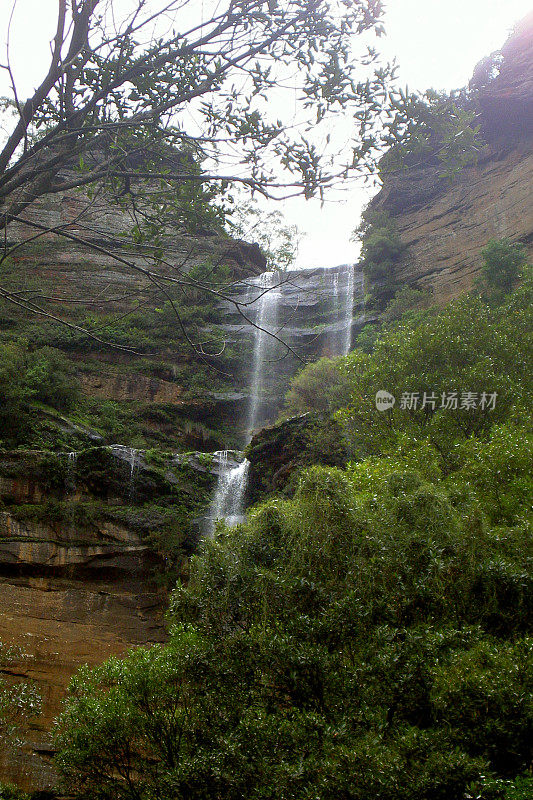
left=246, top=414, right=349, bottom=505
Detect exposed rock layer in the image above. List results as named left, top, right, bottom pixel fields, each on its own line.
left=0, top=448, right=212, bottom=791
left=372, top=14, right=533, bottom=303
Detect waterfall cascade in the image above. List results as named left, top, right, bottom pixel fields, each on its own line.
left=205, top=271, right=281, bottom=534
left=328, top=264, right=355, bottom=357
left=110, top=445, right=141, bottom=499
left=204, top=264, right=362, bottom=535
left=246, top=271, right=282, bottom=437
left=203, top=451, right=250, bottom=534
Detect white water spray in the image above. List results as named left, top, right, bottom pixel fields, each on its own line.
left=246, top=271, right=282, bottom=436
left=205, top=451, right=250, bottom=534
left=206, top=272, right=282, bottom=534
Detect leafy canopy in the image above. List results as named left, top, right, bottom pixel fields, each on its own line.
left=0, top=0, right=393, bottom=349
left=55, top=443, right=532, bottom=798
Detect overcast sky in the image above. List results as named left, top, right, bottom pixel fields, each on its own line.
left=1, top=1, right=531, bottom=268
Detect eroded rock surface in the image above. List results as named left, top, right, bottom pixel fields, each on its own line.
left=0, top=447, right=213, bottom=791
left=371, top=14, right=533, bottom=304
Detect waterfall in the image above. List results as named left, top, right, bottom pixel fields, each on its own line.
left=110, top=445, right=140, bottom=500
left=340, top=264, right=355, bottom=356
left=128, top=449, right=139, bottom=499
left=204, top=451, right=250, bottom=534
left=64, top=451, right=78, bottom=532
left=246, top=271, right=281, bottom=436
left=205, top=271, right=282, bottom=534
left=203, top=265, right=364, bottom=535
left=328, top=264, right=355, bottom=357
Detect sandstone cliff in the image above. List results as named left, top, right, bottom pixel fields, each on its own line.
left=370, top=13, right=533, bottom=305
left=0, top=447, right=214, bottom=791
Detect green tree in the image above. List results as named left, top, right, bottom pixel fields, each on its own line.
left=24, top=346, right=79, bottom=411
left=382, top=286, right=433, bottom=322
left=282, top=355, right=353, bottom=417
left=229, top=201, right=301, bottom=271
left=0, top=0, right=391, bottom=348
left=352, top=210, right=405, bottom=309
left=379, top=89, right=486, bottom=180
left=0, top=343, right=80, bottom=445
left=55, top=455, right=532, bottom=799
left=0, top=344, right=32, bottom=444
left=336, top=280, right=532, bottom=467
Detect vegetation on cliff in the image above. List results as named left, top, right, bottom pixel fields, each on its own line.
left=0, top=644, right=40, bottom=748
left=380, top=89, right=486, bottom=181
left=53, top=272, right=532, bottom=799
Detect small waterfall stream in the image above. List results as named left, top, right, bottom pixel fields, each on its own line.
left=66, top=451, right=78, bottom=495
left=203, top=451, right=250, bottom=534
left=65, top=451, right=78, bottom=532
left=110, top=445, right=141, bottom=500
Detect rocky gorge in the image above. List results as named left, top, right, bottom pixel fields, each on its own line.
left=0, top=12, right=532, bottom=794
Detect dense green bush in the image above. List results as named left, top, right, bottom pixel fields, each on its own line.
left=282, top=356, right=353, bottom=418
left=353, top=210, right=405, bottom=308
left=480, top=238, right=528, bottom=294
left=338, top=279, right=531, bottom=467
left=0, top=343, right=80, bottom=445
left=382, top=286, right=433, bottom=322
left=55, top=446, right=532, bottom=798
left=24, top=346, right=79, bottom=411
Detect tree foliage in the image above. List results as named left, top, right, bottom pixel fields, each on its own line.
left=352, top=209, right=405, bottom=308
left=229, top=201, right=301, bottom=271
left=337, top=278, right=532, bottom=466
left=0, top=0, right=393, bottom=347
left=282, top=355, right=353, bottom=417
left=379, top=89, right=486, bottom=180
left=55, top=441, right=532, bottom=798
left=0, top=642, right=41, bottom=747
left=0, top=342, right=79, bottom=445
left=479, top=238, right=529, bottom=297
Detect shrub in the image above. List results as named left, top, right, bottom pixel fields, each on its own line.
left=56, top=452, right=532, bottom=798
left=282, top=356, right=353, bottom=417
left=480, top=238, right=528, bottom=294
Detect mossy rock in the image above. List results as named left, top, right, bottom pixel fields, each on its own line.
left=246, top=413, right=349, bottom=505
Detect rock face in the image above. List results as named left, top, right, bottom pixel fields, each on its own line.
left=371, top=14, right=533, bottom=305
left=3, top=181, right=268, bottom=453
left=0, top=448, right=213, bottom=791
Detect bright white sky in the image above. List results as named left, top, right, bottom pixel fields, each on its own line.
left=1, top=0, right=532, bottom=268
